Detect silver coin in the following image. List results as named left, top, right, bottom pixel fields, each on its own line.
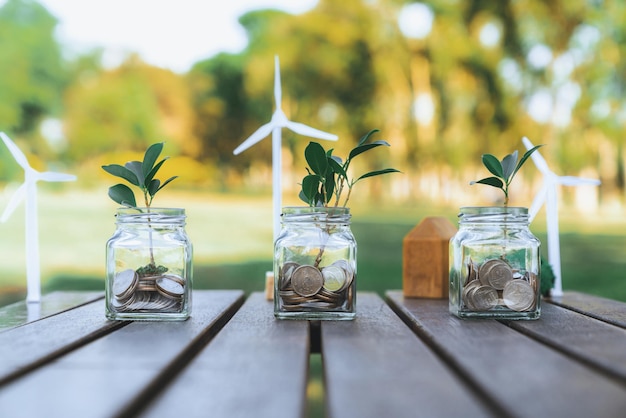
left=322, top=265, right=347, bottom=292
left=280, top=262, right=300, bottom=290
left=462, top=280, right=481, bottom=309
left=137, top=281, right=157, bottom=292
left=503, top=279, right=535, bottom=311
left=332, top=259, right=354, bottom=277
left=156, top=275, right=185, bottom=299
left=479, top=259, right=513, bottom=290
left=281, top=262, right=300, bottom=279
left=334, top=260, right=355, bottom=291
left=111, top=291, right=136, bottom=310
left=113, top=269, right=137, bottom=299
left=291, top=265, right=324, bottom=297
left=471, top=285, right=499, bottom=311
left=465, top=260, right=478, bottom=285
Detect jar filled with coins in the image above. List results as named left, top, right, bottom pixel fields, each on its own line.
left=106, top=208, right=192, bottom=321
left=449, top=207, right=541, bottom=319
left=274, top=207, right=356, bottom=320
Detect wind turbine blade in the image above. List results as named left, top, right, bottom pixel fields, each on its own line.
left=38, top=172, right=77, bottom=182
left=521, top=136, right=550, bottom=174
left=0, top=132, right=31, bottom=170
left=1, top=182, right=27, bottom=222
left=233, top=123, right=274, bottom=155
left=274, top=55, right=281, bottom=108
left=286, top=121, right=338, bottom=141
left=558, top=176, right=601, bottom=187
left=528, top=182, right=548, bottom=222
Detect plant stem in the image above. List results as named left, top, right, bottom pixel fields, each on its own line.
left=334, top=177, right=345, bottom=207
left=314, top=246, right=325, bottom=268
left=342, top=186, right=353, bottom=208
left=144, top=191, right=156, bottom=267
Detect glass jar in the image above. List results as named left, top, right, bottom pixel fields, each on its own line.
left=106, top=208, right=192, bottom=321
left=274, top=207, right=356, bottom=320
left=449, top=207, right=541, bottom=320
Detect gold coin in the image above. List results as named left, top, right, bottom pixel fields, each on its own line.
left=291, top=265, right=324, bottom=297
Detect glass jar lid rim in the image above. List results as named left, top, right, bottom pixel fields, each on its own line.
left=115, top=207, right=186, bottom=222
left=281, top=206, right=351, bottom=222
left=282, top=206, right=350, bottom=213
left=459, top=206, right=528, bottom=215
left=116, top=207, right=185, bottom=214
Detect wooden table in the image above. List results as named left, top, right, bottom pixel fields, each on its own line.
left=2, top=290, right=626, bottom=418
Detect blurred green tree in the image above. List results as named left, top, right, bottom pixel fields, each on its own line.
left=187, top=53, right=255, bottom=173
left=63, top=55, right=199, bottom=161
left=0, top=0, right=65, bottom=134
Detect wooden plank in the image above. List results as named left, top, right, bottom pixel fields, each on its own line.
left=547, top=291, right=626, bottom=328
left=506, top=302, right=626, bottom=382
left=0, top=294, right=122, bottom=385
left=386, top=291, right=626, bottom=418
left=322, top=293, right=491, bottom=418
left=0, top=290, right=244, bottom=418
left=139, top=292, right=310, bottom=418
left=0, top=291, right=103, bottom=332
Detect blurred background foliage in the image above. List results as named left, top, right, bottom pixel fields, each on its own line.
left=0, top=0, right=623, bottom=206
left=0, top=0, right=625, bottom=304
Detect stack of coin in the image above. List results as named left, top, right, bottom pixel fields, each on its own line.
left=278, top=260, right=354, bottom=311
left=462, top=258, right=536, bottom=312
left=112, top=268, right=186, bottom=313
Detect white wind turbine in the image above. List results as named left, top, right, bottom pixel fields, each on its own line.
left=1, top=132, right=77, bottom=302
left=233, top=55, right=338, bottom=242
left=522, top=136, right=601, bottom=297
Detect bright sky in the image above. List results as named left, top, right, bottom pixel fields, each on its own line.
left=23, top=0, right=318, bottom=73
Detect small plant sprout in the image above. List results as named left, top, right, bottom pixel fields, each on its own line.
left=300, top=129, right=400, bottom=207
left=101, top=142, right=178, bottom=209
left=471, top=145, right=543, bottom=206
left=102, top=142, right=178, bottom=273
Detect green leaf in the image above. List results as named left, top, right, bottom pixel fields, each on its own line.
left=482, top=154, right=504, bottom=178
left=513, top=145, right=543, bottom=178
left=148, top=179, right=160, bottom=197
left=301, top=174, right=320, bottom=203
left=304, top=142, right=328, bottom=176
left=157, top=176, right=178, bottom=193
left=470, top=177, right=504, bottom=189
left=125, top=161, right=145, bottom=188
left=501, top=150, right=518, bottom=180
left=357, top=129, right=379, bottom=146
left=330, top=155, right=343, bottom=164
left=328, top=155, right=347, bottom=179
left=108, top=184, right=137, bottom=207
left=325, top=170, right=335, bottom=203
left=142, top=142, right=164, bottom=179
left=145, top=158, right=169, bottom=185
left=354, top=168, right=400, bottom=183
left=102, top=164, right=139, bottom=186
left=348, top=140, right=390, bottom=160
left=298, top=190, right=311, bottom=206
